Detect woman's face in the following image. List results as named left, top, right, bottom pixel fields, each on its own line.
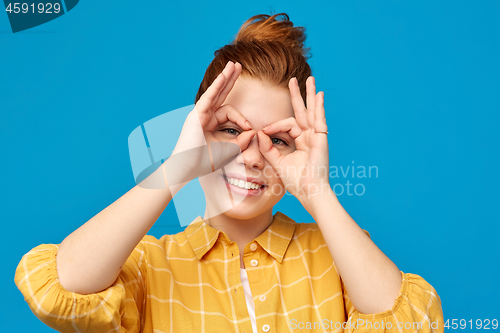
left=199, top=75, right=296, bottom=220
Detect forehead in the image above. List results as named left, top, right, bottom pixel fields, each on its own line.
left=223, top=76, right=295, bottom=126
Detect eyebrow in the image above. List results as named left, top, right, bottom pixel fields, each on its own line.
left=217, top=121, right=240, bottom=128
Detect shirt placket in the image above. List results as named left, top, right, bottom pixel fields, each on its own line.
left=244, top=241, right=276, bottom=333
left=224, top=239, right=255, bottom=333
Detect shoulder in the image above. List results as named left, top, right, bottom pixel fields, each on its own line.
left=274, top=212, right=321, bottom=237
left=293, top=221, right=322, bottom=238
left=292, top=222, right=327, bottom=252
left=275, top=212, right=326, bottom=248
left=139, top=229, right=192, bottom=257
left=275, top=211, right=371, bottom=244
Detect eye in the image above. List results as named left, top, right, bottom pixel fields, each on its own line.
left=221, top=128, right=241, bottom=136
left=271, top=137, right=289, bottom=146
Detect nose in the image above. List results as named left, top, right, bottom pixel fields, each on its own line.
left=236, top=133, right=265, bottom=170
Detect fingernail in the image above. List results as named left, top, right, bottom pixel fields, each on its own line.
left=245, top=121, right=252, bottom=129
left=262, top=125, right=269, bottom=131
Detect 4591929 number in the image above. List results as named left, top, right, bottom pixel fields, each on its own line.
left=445, top=319, right=498, bottom=330
left=5, top=3, right=61, bottom=14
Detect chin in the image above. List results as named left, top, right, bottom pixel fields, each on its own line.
left=220, top=203, right=271, bottom=220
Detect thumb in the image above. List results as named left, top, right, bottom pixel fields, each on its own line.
left=257, top=131, right=282, bottom=169
left=210, top=130, right=255, bottom=171
left=209, top=141, right=241, bottom=171
left=163, top=142, right=240, bottom=187
left=235, top=129, right=256, bottom=151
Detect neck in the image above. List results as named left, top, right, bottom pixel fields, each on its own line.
left=203, top=206, right=274, bottom=267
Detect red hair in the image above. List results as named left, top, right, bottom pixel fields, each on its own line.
left=195, top=12, right=312, bottom=105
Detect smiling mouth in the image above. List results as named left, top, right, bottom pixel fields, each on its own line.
left=222, top=175, right=267, bottom=191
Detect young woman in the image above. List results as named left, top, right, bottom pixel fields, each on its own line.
left=15, top=13, right=443, bottom=333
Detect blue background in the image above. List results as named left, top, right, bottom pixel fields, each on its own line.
left=1, top=0, right=499, bottom=331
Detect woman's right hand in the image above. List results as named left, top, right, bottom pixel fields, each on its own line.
left=165, top=61, right=255, bottom=191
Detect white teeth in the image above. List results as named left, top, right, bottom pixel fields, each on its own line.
left=224, top=176, right=263, bottom=190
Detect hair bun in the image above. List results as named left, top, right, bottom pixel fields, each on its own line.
left=233, top=13, right=310, bottom=58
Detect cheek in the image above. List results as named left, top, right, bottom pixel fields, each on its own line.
left=280, top=146, right=296, bottom=155
left=211, top=132, right=234, bottom=142
left=273, top=174, right=284, bottom=186
left=265, top=168, right=285, bottom=190
left=265, top=177, right=287, bottom=201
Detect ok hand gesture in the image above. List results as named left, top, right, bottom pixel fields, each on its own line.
left=257, top=76, right=332, bottom=206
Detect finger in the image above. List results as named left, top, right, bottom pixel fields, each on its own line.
left=210, top=61, right=237, bottom=109
left=214, top=62, right=242, bottom=108
left=197, top=60, right=234, bottom=113
left=314, top=91, right=328, bottom=132
left=209, top=104, right=253, bottom=131
left=306, top=76, right=316, bottom=128
left=257, top=131, right=283, bottom=169
left=289, top=77, right=308, bottom=129
left=262, top=117, right=303, bottom=139
left=196, top=72, right=227, bottom=118
left=235, top=130, right=256, bottom=151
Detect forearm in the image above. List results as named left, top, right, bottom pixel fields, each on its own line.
left=304, top=190, right=402, bottom=314
left=56, top=163, right=173, bottom=295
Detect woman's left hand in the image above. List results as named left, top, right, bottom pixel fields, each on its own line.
left=257, top=76, right=333, bottom=206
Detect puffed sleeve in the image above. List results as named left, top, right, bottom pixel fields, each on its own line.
left=14, top=241, right=148, bottom=333
left=342, top=271, right=444, bottom=332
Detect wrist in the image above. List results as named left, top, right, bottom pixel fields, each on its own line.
left=300, top=186, right=338, bottom=217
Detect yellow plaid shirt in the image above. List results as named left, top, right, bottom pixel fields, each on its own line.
left=14, top=211, right=443, bottom=332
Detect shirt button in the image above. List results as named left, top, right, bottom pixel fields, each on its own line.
left=259, top=294, right=266, bottom=302
left=250, top=259, right=258, bottom=267
left=262, top=324, right=270, bottom=332
left=250, top=243, right=257, bottom=251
